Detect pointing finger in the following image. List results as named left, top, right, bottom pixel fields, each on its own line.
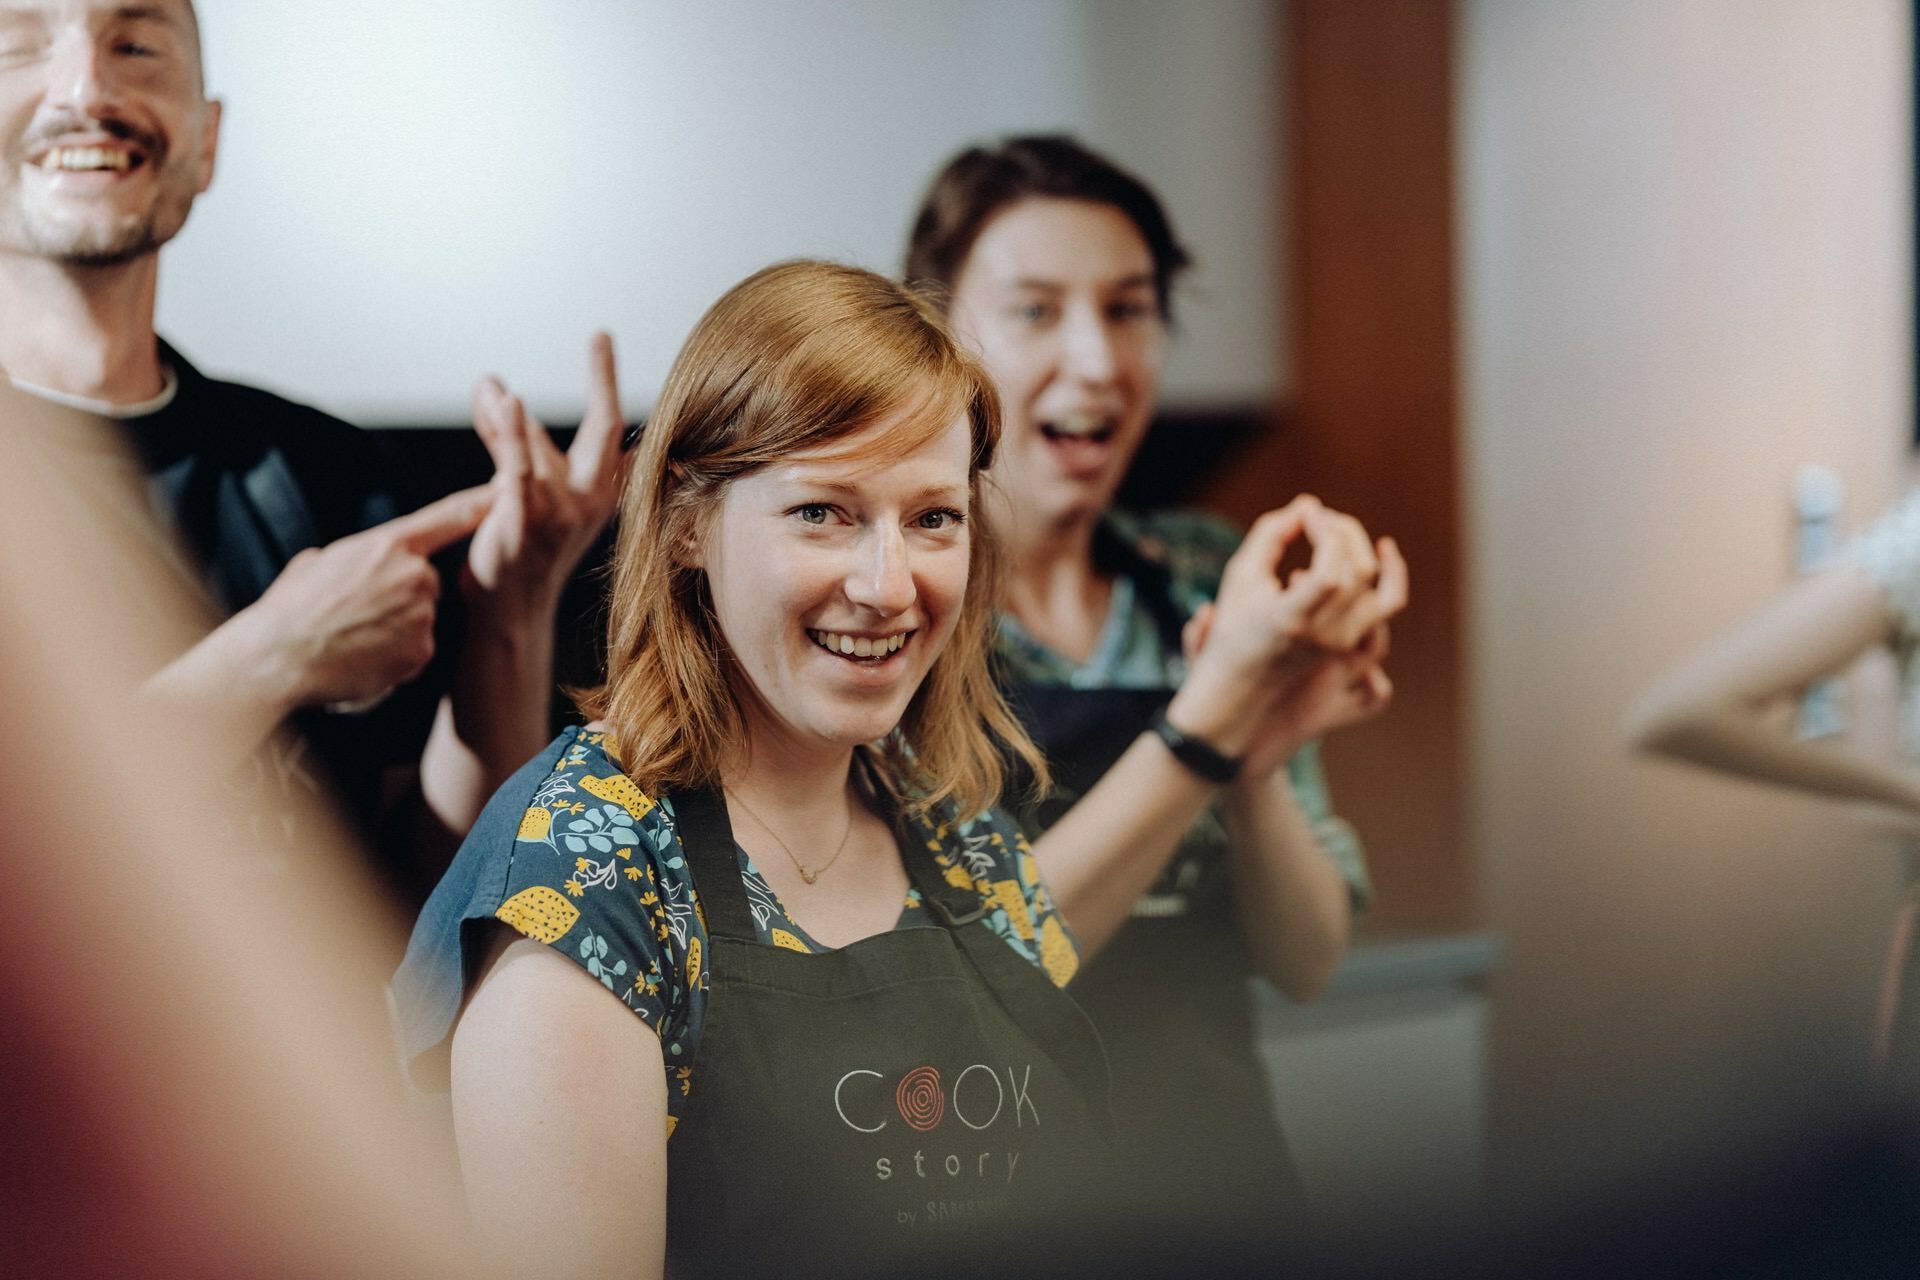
left=385, top=484, right=495, bottom=555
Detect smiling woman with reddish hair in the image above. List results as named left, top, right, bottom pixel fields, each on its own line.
left=392, top=258, right=1386, bottom=1276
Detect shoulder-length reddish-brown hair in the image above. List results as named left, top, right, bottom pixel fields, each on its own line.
left=578, top=260, right=1044, bottom=820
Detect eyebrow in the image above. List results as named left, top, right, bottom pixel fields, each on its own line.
left=0, top=3, right=184, bottom=26
left=780, top=478, right=967, bottom=505
left=1006, top=273, right=1156, bottom=293
left=111, top=5, right=187, bottom=28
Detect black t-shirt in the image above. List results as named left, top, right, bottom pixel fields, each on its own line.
left=120, top=342, right=451, bottom=899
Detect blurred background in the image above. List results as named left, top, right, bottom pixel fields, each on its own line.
left=154, top=0, right=1919, bottom=1254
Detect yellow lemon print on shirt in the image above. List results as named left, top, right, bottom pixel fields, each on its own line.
left=1039, top=915, right=1078, bottom=987
left=769, top=928, right=812, bottom=954
left=943, top=862, right=975, bottom=891
left=1019, top=849, right=1039, bottom=886
left=665, top=1114, right=678, bottom=1139
left=579, top=773, right=655, bottom=820
left=495, top=886, right=580, bottom=944
left=989, top=880, right=1035, bottom=941
left=685, top=936, right=703, bottom=988
left=516, top=807, right=552, bottom=841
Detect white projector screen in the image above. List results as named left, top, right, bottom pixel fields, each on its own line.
left=160, top=0, right=1286, bottom=423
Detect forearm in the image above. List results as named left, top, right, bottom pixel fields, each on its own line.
left=1034, top=673, right=1284, bottom=958
left=1222, top=774, right=1353, bottom=1001
left=1637, top=698, right=1920, bottom=813
left=141, top=605, right=304, bottom=771
left=423, top=599, right=558, bottom=834
left=1032, top=732, right=1220, bottom=959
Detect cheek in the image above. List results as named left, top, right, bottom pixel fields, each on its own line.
left=918, top=545, right=972, bottom=632
left=976, top=334, right=1049, bottom=412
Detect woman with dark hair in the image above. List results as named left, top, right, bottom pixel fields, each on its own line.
left=390, top=259, right=1388, bottom=1275
left=905, top=136, right=1405, bottom=1228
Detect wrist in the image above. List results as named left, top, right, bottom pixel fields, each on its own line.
left=206, top=604, right=312, bottom=715
left=1165, top=678, right=1272, bottom=756
left=461, top=568, right=564, bottom=628
left=1147, top=710, right=1242, bottom=786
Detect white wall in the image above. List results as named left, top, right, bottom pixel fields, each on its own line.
left=159, top=0, right=1285, bottom=423
left=1462, top=0, right=1912, bottom=1204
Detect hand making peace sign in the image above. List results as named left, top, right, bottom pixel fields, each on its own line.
left=464, top=332, right=628, bottom=614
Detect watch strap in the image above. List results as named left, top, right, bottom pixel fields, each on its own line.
left=1147, top=712, right=1241, bottom=785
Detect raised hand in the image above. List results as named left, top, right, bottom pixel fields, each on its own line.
left=1166, top=495, right=1406, bottom=760
left=1185, top=602, right=1395, bottom=780
left=464, top=333, right=627, bottom=614
left=247, top=485, right=494, bottom=707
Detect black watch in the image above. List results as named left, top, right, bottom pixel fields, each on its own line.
left=1147, top=712, right=1241, bottom=785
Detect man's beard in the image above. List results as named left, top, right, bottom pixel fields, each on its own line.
left=1, top=115, right=197, bottom=267
left=0, top=182, right=192, bottom=267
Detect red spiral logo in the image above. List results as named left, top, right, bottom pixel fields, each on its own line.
left=895, top=1065, right=945, bottom=1132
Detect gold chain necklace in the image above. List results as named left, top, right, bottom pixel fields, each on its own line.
left=723, top=788, right=854, bottom=885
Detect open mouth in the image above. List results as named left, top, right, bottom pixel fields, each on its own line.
left=1038, top=414, right=1117, bottom=445
left=809, top=629, right=913, bottom=662
left=32, top=145, right=148, bottom=174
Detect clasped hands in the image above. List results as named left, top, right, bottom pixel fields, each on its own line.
left=1167, top=495, right=1408, bottom=784
left=240, top=335, right=627, bottom=711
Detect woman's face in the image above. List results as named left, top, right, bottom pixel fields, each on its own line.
left=948, top=197, right=1166, bottom=530
left=695, top=410, right=974, bottom=760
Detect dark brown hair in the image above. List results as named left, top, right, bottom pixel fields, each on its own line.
left=578, top=260, right=1045, bottom=820
left=903, top=135, right=1192, bottom=320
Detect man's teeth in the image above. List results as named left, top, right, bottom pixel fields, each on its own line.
left=40, top=147, right=134, bottom=172
left=811, top=631, right=908, bottom=658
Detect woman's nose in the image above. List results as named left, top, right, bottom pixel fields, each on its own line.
left=844, top=526, right=916, bottom=616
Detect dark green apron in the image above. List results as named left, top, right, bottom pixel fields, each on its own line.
left=662, top=782, right=1113, bottom=1277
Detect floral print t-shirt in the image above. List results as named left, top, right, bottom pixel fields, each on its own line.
left=393, top=727, right=1079, bottom=1137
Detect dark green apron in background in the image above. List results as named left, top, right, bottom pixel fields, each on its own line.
left=1000, top=527, right=1307, bottom=1235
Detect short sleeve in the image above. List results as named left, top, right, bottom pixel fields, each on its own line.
left=493, top=760, right=678, bottom=1035
left=393, top=730, right=707, bottom=1110
left=1284, top=741, right=1374, bottom=913
left=1849, top=490, right=1920, bottom=641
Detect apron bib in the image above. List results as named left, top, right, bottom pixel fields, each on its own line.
left=662, top=783, right=1112, bottom=1277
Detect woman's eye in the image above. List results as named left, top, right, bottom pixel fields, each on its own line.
left=1013, top=302, right=1056, bottom=325
left=916, top=508, right=967, bottom=531
left=1109, top=300, right=1155, bottom=323
left=795, top=504, right=832, bottom=526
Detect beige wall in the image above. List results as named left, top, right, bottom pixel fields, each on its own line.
left=1462, top=0, right=1913, bottom=1202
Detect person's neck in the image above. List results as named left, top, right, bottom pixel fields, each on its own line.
left=0, top=251, right=165, bottom=404
left=722, top=722, right=861, bottom=838
left=999, top=502, right=1109, bottom=640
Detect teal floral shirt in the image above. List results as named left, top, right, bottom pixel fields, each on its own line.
left=994, top=509, right=1373, bottom=911
left=468, top=728, right=1079, bottom=1137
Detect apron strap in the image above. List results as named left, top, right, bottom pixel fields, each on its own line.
left=670, top=786, right=764, bottom=944
left=890, top=798, right=1114, bottom=1128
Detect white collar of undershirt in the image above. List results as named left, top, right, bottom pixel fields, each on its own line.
left=8, top=364, right=180, bottom=418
